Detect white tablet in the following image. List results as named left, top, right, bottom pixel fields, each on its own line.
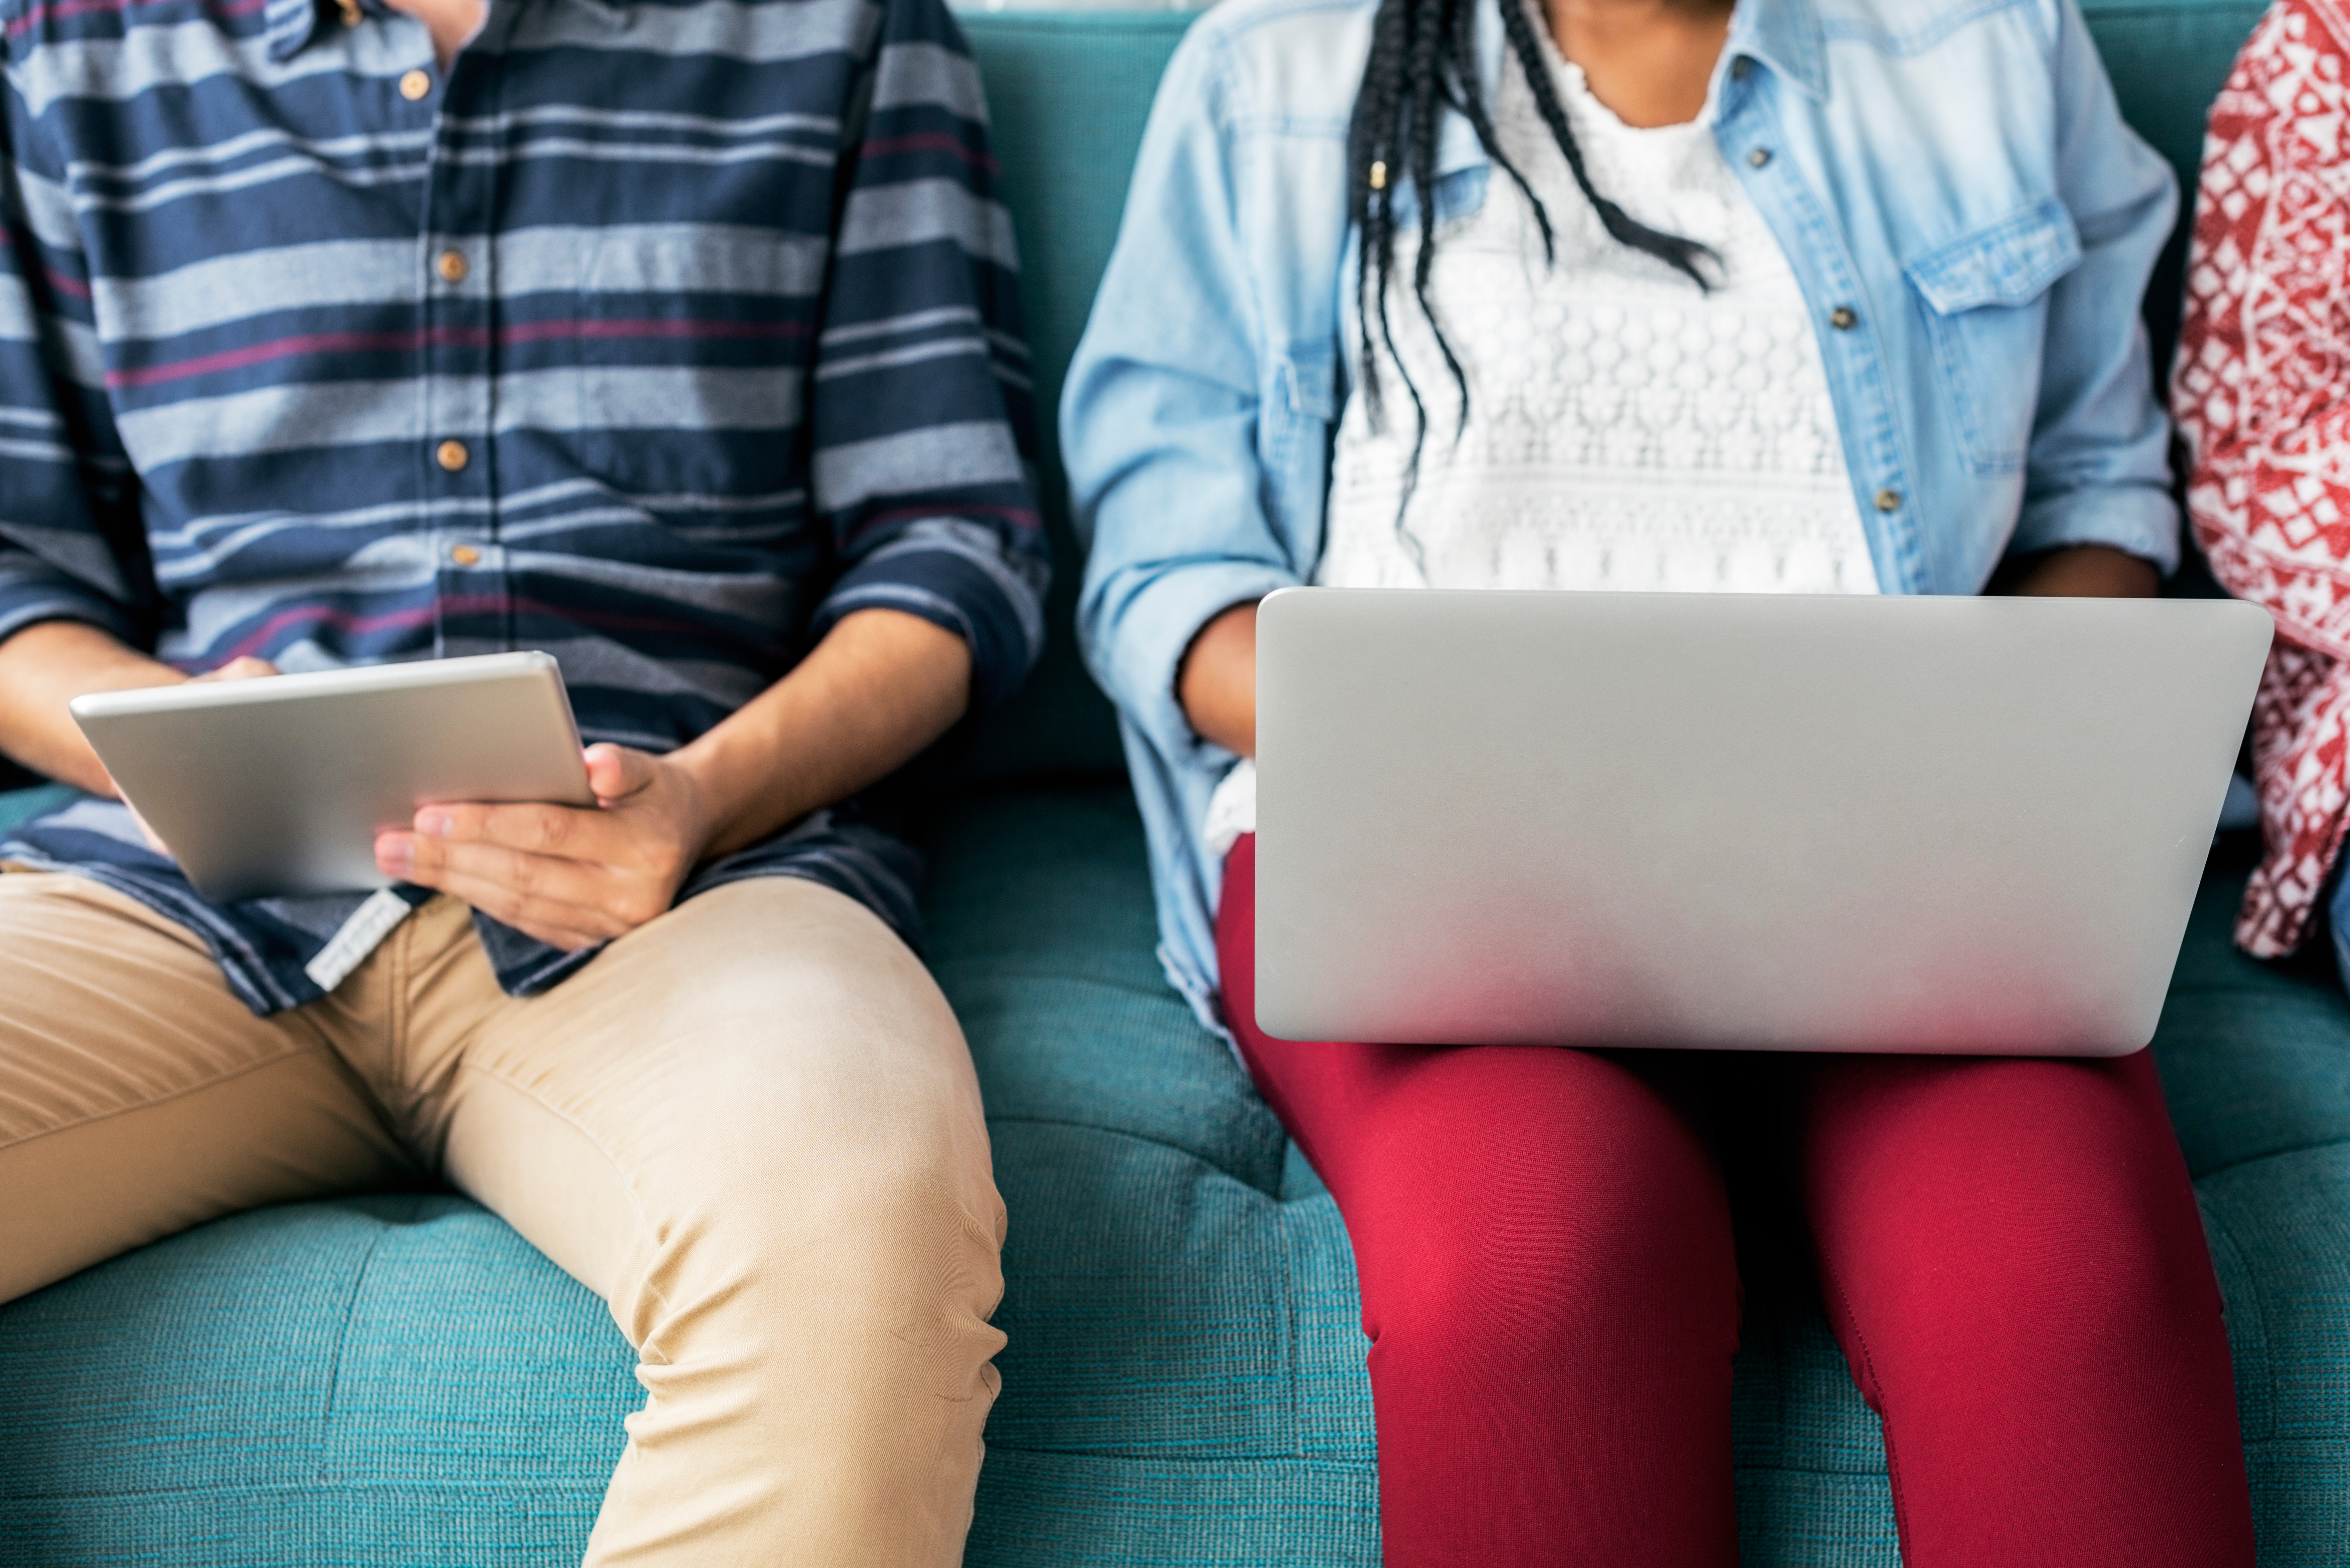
left=71, top=652, right=594, bottom=902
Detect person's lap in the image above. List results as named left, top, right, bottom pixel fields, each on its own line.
left=0, top=867, right=412, bottom=1301
left=0, top=867, right=1007, bottom=1566
left=1215, top=832, right=2254, bottom=1568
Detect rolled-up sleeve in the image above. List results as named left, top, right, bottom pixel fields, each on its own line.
left=1064, top=27, right=1303, bottom=768
left=2006, top=0, right=2181, bottom=571
left=806, top=0, right=1047, bottom=715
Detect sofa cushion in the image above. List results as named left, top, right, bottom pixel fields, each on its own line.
left=0, top=783, right=68, bottom=836
left=947, top=12, right=1191, bottom=784
left=926, top=787, right=2350, bottom=1566
left=2151, top=845, right=2350, bottom=1180
left=2, top=779, right=2348, bottom=1563
left=0, top=0, right=2341, bottom=1560
left=0, top=1194, right=630, bottom=1564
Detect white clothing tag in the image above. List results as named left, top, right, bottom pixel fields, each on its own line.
left=304, top=888, right=416, bottom=993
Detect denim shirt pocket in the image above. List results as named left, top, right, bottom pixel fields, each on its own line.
left=1903, top=198, right=2082, bottom=476
left=1268, top=340, right=1338, bottom=469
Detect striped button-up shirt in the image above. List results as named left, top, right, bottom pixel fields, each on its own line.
left=0, top=0, right=1045, bottom=1012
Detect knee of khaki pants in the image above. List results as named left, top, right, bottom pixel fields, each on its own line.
left=590, top=1124, right=1009, bottom=1563
left=433, top=879, right=1008, bottom=1565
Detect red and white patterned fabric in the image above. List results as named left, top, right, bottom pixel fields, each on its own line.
left=2176, top=0, right=2350, bottom=955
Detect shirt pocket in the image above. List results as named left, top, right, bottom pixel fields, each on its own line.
left=1903, top=198, right=2082, bottom=476
left=1267, top=340, right=1337, bottom=464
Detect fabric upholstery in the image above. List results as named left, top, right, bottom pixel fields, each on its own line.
left=0, top=784, right=67, bottom=835
left=6, top=785, right=2346, bottom=1563
left=949, top=14, right=1178, bottom=784
left=3, top=2, right=2347, bottom=1562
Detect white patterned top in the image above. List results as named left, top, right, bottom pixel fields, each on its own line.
left=1207, top=24, right=1875, bottom=855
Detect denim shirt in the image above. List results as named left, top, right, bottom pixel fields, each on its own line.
left=1064, top=0, right=2180, bottom=1028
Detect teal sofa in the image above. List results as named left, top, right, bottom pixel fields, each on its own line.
left=3, top=2, right=2342, bottom=1562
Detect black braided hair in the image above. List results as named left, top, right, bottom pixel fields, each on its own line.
left=1347, top=0, right=1717, bottom=506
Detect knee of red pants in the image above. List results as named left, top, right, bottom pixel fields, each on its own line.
left=1218, top=834, right=1744, bottom=1563
left=1339, top=1046, right=1741, bottom=1354
left=1801, top=1051, right=2225, bottom=1397
left=1326, top=1047, right=1744, bottom=1568
left=1800, top=1051, right=2253, bottom=1568
left=1217, top=833, right=1742, bottom=1381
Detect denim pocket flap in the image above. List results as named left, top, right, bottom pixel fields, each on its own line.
left=1277, top=345, right=1338, bottom=421
left=1904, top=199, right=2082, bottom=315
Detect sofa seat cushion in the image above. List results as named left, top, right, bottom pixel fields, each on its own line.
left=0, top=783, right=68, bottom=836
left=0, top=1193, right=632, bottom=1564
left=2151, top=842, right=2350, bottom=1180
left=1, top=781, right=2347, bottom=1564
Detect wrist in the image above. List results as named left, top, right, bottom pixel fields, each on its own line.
left=669, top=726, right=792, bottom=862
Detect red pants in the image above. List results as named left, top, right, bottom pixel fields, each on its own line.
left=1218, top=835, right=2255, bottom=1567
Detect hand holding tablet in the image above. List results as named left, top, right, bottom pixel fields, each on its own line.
left=71, top=653, right=594, bottom=902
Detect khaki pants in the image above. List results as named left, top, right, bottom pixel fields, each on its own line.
left=0, top=870, right=1008, bottom=1566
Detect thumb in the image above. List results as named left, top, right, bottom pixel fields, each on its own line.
left=584, top=743, right=656, bottom=805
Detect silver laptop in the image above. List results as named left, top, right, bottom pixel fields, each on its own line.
left=1252, top=588, right=2272, bottom=1056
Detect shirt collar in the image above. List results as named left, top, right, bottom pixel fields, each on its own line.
left=1724, top=0, right=1828, bottom=102
left=1440, top=0, right=1827, bottom=173
left=263, top=0, right=331, bottom=61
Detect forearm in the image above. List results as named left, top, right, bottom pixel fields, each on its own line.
left=673, top=608, right=973, bottom=859
left=1997, top=543, right=2159, bottom=599
left=0, top=621, right=182, bottom=795
left=1178, top=599, right=1261, bottom=758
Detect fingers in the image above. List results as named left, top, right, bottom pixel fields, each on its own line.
left=191, top=656, right=280, bottom=684
left=375, top=831, right=630, bottom=950
left=584, top=743, right=656, bottom=804
left=418, top=799, right=598, bottom=859
left=378, top=748, right=695, bottom=949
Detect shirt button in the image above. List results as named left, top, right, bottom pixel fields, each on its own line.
left=436, top=439, right=469, bottom=472
left=1747, top=147, right=1772, bottom=168
left=399, top=69, right=432, bottom=102
left=450, top=544, right=481, bottom=566
left=1830, top=305, right=1858, bottom=330
left=1731, top=57, right=1752, bottom=79
left=436, top=249, right=468, bottom=284
left=1875, top=488, right=1903, bottom=513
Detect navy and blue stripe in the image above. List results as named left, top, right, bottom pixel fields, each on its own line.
left=0, top=0, right=1045, bottom=1012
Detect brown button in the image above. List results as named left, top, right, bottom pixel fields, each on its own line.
left=399, top=69, right=432, bottom=102
left=436, top=439, right=469, bottom=472
left=450, top=544, right=481, bottom=566
left=1747, top=147, right=1772, bottom=168
left=1829, top=305, right=1858, bottom=330
left=436, top=249, right=468, bottom=284
left=1874, top=488, right=1903, bottom=513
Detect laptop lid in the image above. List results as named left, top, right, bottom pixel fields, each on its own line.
left=1252, top=588, right=2271, bottom=1055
